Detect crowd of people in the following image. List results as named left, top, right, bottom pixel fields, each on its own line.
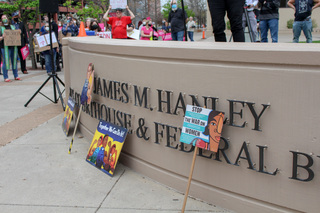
left=1, top=0, right=320, bottom=82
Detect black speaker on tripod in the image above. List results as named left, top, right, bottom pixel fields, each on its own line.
left=39, top=0, right=59, bottom=13
left=25, top=0, right=65, bottom=110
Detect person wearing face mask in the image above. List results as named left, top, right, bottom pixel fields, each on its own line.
left=89, top=20, right=102, bottom=34
left=62, top=15, right=79, bottom=37
left=148, top=18, right=158, bottom=40
left=0, top=14, right=21, bottom=82
left=140, top=20, right=153, bottom=40
left=42, top=15, right=61, bottom=72
left=40, top=17, right=59, bottom=75
left=11, top=11, right=29, bottom=74
left=103, top=5, right=135, bottom=39
left=168, top=0, right=187, bottom=41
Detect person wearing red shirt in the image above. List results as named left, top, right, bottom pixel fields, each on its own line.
left=103, top=5, right=135, bottom=39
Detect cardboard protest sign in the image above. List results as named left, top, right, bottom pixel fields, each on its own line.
left=127, top=29, right=140, bottom=40
left=86, top=120, right=128, bottom=176
left=34, top=32, right=59, bottom=52
left=180, top=105, right=225, bottom=153
left=4, top=30, right=21, bottom=46
left=97, top=31, right=112, bottom=39
left=110, top=0, right=127, bottom=9
left=62, top=97, right=75, bottom=136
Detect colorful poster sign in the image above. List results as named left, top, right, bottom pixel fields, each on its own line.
left=80, top=63, right=95, bottom=105
left=20, top=45, right=30, bottom=60
left=62, top=97, right=75, bottom=136
left=97, top=31, right=112, bottom=39
left=86, top=120, right=128, bottom=176
left=110, top=0, right=127, bottom=9
left=180, top=105, right=225, bottom=153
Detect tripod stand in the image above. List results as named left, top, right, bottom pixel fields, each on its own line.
left=229, top=4, right=255, bottom=42
left=24, top=13, right=65, bottom=110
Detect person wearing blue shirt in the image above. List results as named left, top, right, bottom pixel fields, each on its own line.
left=40, top=15, right=58, bottom=75
left=12, top=11, right=29, bottom=74
left=62, top=15, right=79, bottom=37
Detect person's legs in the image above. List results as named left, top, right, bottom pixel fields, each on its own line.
left=227, top=0, right=245, bottom=42
left=53, top=49, right=57, bottom=72
left=171, top=32, right=177, bottom=41
left=248, top=11, right=258, bottom=42
left=188, top=31, right=194, bottom=41
left=177, top=31, right=184, bottom=41
left=293, top=21, right=302, bottom=43
left=1, top=49, right=8, bottom=80
left=268, top=18, right=279, bottom=43
left=207, top=0, right=227, bottom=42
left=259, top=20, right=268, bottom=43
left=9, top=48, right=19, bottom=78
left=44, top=53, right=52, bottom=74
left=17, top=46, right=27, bottom=73
left=302, top=19, right=312, bottom=43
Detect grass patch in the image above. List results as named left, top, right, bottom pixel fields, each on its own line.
left=299, top=40, right=320, bottom=43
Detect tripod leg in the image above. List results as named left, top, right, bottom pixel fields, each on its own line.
left=55, top=75, right=65, bottom=87
left=24, top=76, right=52, bottom=107
left=53, top=75, right=57, bottom=103
left=53, top=75, right=65, bottom=110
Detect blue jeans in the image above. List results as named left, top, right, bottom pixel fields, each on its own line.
left=44, top=49, right=57, bottom=73
left=260, top=19, right=279, bottom=43
left=1, top=48, right=18, bottom=80
left=293, top=19, right=312, bottom=43
left=188, top=31, right=194, bottom=41
left=171, top=30, right=184, bottom=41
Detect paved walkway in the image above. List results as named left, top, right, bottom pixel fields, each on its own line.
left=0, top=61, right=233, bottom=212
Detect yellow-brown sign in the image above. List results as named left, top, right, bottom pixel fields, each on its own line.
left=4, top=30, right=21, bottom=46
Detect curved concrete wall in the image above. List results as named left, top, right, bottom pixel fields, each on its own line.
left=63, top=37, right=320, bottom=213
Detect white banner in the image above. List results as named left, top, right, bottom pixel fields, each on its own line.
left=97, top=31, right=112, bottom=39
left=127, top=29, right=140, bottom=40
left=110, top=0, right=127, bottom=9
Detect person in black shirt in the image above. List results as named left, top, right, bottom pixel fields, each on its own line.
left=168, top=0, right=187, bottom=41
left=12, top=11, right=29, bottom=74
left=207, top=0, right=245, bottom=42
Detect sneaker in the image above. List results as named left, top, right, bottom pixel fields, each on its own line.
left=14, top=77, right=21, bottom=81
left=4, top=79, right=11, bottom=82
left=22, top=71, right=28, bottom=74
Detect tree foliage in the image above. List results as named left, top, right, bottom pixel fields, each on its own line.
left=64, top=0, right=109, bottom=21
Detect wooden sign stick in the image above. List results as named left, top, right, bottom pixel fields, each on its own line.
left=181, top=145, right=198, bottom=213
left=68, top=109, right=82, bottom=154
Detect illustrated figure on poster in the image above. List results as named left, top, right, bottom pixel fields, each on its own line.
left=80, top=63, right=94, bottom=105
left=66, top=112, right=72, bottom=131
left=63, top=108, right=69, bottom=128
left=107, top=144, right=118, bottom=173
left=96, top=134, right=109, bottom=169
left=197, top=111, right=224, bottom=152
left=103, top=141, right=112, bottom=170
left=62, top=97, right=75, bottom=136
left=87, top=136, right=103, bottom=164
